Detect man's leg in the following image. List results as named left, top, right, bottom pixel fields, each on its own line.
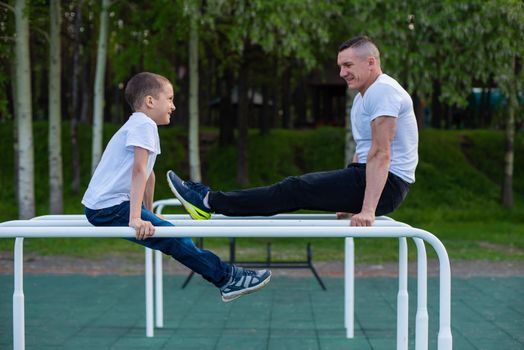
left=167, top=164, right=408, bottom=218
left=209, top=165, right=368, bottom=216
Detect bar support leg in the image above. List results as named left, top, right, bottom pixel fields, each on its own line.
left=414, top=238, right=428, bottom=350
left=145, top=248, right=154, bottom=337
left=155, top=250, right=163, bottom=328
left=397, top=238, right=409, bottom=350
left=13, top=237, right=25, bottom=350
left=344, top=237, right=354, bottom=339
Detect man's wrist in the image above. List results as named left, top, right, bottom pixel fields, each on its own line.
left=360, top=207, right=375, bottom=215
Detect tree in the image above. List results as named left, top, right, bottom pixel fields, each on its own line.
left=91, top=0, right=110, bottom=173
left=67, top=0, right=87, bottom=195
left=187, top=0, right=201, bottom=182
left=205, top=0, right=339, bottom=185
left=485, top=0, right=524, bottom=208
left=48, top=0, right=63, bottom=213
left=14, top=0, right=34, bottom=219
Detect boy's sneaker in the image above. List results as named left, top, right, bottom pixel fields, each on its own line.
left=166, top=170, right=212, bottom=220
left=221, top=266, right=271, bottom=302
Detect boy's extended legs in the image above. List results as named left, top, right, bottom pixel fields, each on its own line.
left=84, top=201, right=271, bottom=302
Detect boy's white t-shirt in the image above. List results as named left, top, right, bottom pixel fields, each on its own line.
left=351, top=74, right=419, bottom=183
left=82, top=112, right=161, bottom=210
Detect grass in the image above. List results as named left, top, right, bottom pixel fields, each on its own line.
left=0, top=121, right=523, bottom=263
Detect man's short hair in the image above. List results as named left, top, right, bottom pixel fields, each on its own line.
left=338, top=36, right=380, bottom=64
left=124, top=72, right=170, bottom=111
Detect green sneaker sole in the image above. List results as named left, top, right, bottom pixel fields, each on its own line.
left=166, top=173, right=211, bottom=220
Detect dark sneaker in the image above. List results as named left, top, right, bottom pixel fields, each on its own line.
left=167, top=170, right=212, bottom=220
left=220, top=266, right=271, bottom=302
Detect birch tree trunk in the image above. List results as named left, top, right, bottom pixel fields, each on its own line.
left=344, top=89, right=356, bottom=167
left=70, top=1, right=83, bottom=195
left=48, top=0, right=63, bottom=213
left=188, top=10, right=201, bottom=182
left=14, top=0, right=35, bottom=219
left=501, top=56, right=519, bottom=208
left=502, top=97, right=515, bottom=208
left=91, top=0, right=109, bottom=173
left=236, top=54, right=249, bottom=186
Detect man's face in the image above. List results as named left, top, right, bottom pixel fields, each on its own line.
left=150, top=83, right=175, bottom=125
left=337, top=48, right=374, bottom=94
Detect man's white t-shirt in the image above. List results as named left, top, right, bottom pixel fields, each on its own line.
left=351, top=74, right=418, bottom=183
left=82, top=112, right=161, bottom=209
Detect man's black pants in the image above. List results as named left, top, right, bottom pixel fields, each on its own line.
left=208, top=163, right=410, bottom=217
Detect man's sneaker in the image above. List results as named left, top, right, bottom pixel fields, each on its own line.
left=166, top=170, right=212, bottom=220
left=221, top=266, right=271, bottom=302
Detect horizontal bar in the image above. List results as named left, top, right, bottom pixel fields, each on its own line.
left=0, top=225, right=430, bottom=239
left=0, top=219, right=407, bottom=228
left=31, top=213, right=395, bottom=221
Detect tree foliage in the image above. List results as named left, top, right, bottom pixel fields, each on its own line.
left=2, top=0, right=522, bottom=216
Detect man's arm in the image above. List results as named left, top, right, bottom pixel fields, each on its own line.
left=351, top=116, right=396, bottom=226
left=129, top=147, right=155, bottom=240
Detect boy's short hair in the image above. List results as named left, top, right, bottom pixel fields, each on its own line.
left=124, top=72, right=171, bottom=111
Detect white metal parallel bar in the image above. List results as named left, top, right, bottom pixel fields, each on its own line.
left=154, top=250, right=163, bottom=328
left=31, top=213, right=396, bottom=221
left=397, top=238, right=409, bottom=350
left=145, top=248, right=154, bottom=337
left=153, top=204, right=165, bottom=329
left=344, top=237, right=354, bottom=339
left=30, top=210, right=394, bottom=339
left=5, top=215, right=416, bottom=342
left=0, top=219, right=418, bottom=228
left=386, top=221, right=429, bottom=350
left=152, top=199, right=181, bottom=207
left=13, top=238, right=25, bottom=350
left=31, top=215, right=85, bottom=220
left=414, top=238, right=429, bottom=350
left=1, top=225, right=449, bottom=350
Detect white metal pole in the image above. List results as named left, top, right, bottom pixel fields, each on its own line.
left=414, top=238, right=428, bottom=350
left=344, top=237, right=354, bottom=338
left=13, top=238, right=25, bottom=350
left=397, top=238, right=409, bottom=350
left=145, top=248, right=154, bottom=337
left=434, top=243, right=453, bottom=350
left=153, top=203, right=167, bottom=329
left=154, top=250, right=163, bottom=328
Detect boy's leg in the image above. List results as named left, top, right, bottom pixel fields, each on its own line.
left=137, top=211, right=272, bottom=301
left=85, top=201, right=272, bottom=301
left=85, top=201, right=231, bottom=287
left=133, top=208, right=232, bottom=287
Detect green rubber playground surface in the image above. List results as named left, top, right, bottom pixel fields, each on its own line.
left=0, top=274, right=522, bottom=349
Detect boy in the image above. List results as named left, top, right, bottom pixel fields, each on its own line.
left=82, top=72, right=271, bottom=302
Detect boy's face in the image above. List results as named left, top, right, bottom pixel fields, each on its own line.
left=148, top=83, right=175, bottom=125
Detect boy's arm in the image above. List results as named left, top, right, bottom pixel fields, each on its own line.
left=129, top=146, right=155, bottom=240
left=144, top=170, right=155, bottom=211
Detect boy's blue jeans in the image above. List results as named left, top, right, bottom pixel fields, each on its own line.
left=84, top=201, right=231, bottom=288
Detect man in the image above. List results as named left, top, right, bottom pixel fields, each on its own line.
left=167, top=36, right=418, bottom=226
